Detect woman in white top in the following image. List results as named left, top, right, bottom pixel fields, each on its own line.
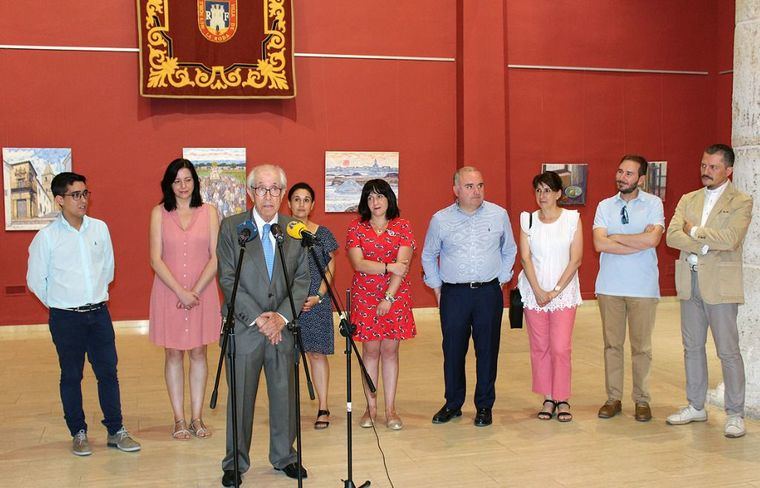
left=518, top=171, right=583, bottom=422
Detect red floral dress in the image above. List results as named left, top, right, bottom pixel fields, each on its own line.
left=346, top=218, right=417, bottom=342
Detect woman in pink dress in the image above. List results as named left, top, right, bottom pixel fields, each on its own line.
left=347, top=179, right=416, bottom=430
left=149, top=158, right=220, bottom=439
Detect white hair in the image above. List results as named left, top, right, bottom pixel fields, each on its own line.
left=247, top=164, right=287, bottom=189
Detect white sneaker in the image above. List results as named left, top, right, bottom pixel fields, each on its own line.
left=666, top=405, right=707, bottom=425
left=724, top=415, right=746, bottom=438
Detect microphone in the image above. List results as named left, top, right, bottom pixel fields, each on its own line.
left=286, top=220, right=322, bottom=245
left=236, top=220, right=258, bottom=247
left=270, top=223, right=285, bottom=244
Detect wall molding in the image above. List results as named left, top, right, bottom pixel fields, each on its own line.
left=0, top=44, right=454, bottom=62
left=508, top=63, right=709, bottom=76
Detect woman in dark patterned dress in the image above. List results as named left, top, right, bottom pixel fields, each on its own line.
left=288, top=182, right=339, bottom=429
left=346, top=179, right=416, bottom=430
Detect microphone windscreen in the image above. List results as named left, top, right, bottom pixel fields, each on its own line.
left=270, top=223, right=284, bottom=242
left=286, top=220, right=307, bottom=239
left=236, top=220, right=258, bottom=245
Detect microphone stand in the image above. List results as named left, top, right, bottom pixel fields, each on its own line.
left=300, top=235, right=373, bottom=488
left=209, top=235, right=246, bottom=488
left=273, top=228, right=309, bottom=488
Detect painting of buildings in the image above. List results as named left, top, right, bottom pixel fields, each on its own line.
left=3, top=148, right=71, bottom=231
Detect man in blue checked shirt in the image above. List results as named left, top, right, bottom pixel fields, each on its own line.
left=422, top=166, right=517, bottom=427
left=592, top=155, right=664, bottom=423
left=27, top=172, right=140, bottom=457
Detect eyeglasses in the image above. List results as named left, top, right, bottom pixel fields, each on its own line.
left=63, top=190, right=91, bottom=201
left=251, top=186, right=282, bottom=197
left=620, top=205, right=629, bottom=224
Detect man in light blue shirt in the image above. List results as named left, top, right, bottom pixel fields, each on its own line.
left=422, top=166, right=517, bottom=427
left=27, top=172, right=140, bottom=456
left=593, top=155, right=664, bottom=422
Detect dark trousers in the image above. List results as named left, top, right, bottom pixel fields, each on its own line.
left=48, top=306, right=123, bottom=436
left=440, top=282, right=504, bottom=410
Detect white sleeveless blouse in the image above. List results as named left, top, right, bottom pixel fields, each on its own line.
left=517, top=209, right=582, bottom=312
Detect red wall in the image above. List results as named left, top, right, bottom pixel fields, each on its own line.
left=506, top=0, right=733, bottom=298
left=0, top=1, right=733, bottom=324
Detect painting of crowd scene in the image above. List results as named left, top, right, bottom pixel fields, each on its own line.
left=541, top=163, right=589, bottom=206
left=640, top=161, right=667, bottom=201
left=3, top=147, right=72, bottom=231
left=182, top=148, right=247, bottom=218
left=324, top=151, right=399, bottom=213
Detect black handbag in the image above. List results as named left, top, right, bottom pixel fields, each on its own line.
left=509, top=212, right=532, bottom=329
left=509, top=288, right=524, bottom=329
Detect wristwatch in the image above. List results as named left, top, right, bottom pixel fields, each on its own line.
left=316, top=291, right=325, bottom=304
left=384, top=292, right=397, bottom=303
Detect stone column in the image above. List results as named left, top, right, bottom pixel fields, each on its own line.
left=708, top=0, right=760, bottom=417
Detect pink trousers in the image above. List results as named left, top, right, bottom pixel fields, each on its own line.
left=525, top=307, right=577, bottom=401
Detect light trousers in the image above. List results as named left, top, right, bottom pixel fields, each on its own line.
left=680, top=271, right=745, bottom=415
left=597, top=294, right=658, bottom=403
left=525, top=307, right=577, bottom=401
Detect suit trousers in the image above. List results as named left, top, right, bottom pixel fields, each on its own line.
left=597, top=294, right=658, bottom=403
left=439, top=281, right=503, bottom=410
left=680, top=270, right=745, bottom=415
left=222, top=330, right=297, bottom=473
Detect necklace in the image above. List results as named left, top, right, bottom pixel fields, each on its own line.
left=370, top=220, right=388, bottom=234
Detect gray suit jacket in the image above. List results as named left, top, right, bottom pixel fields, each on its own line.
left=217, top=211, right=310, bottom=354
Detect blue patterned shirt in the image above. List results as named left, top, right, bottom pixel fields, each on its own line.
left=422, top=201, right=517, bottom=288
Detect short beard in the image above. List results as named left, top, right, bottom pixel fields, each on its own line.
left=617, top=182, right=638, bottom=194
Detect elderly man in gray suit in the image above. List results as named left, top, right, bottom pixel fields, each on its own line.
left=217, top=164, right=310, bottom=486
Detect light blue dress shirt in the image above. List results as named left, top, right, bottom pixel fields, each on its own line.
left=421, top=201, right=517, bottom=288
left=27, top=215, right=114, bottom=309
left=593, top=190, right=664, bottom=298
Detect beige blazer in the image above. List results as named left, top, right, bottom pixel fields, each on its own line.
left=666, top=181, right=752, bottom=304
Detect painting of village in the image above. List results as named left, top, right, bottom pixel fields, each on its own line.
left=3, top=147, right=72, bottom=231
left=183, top=148, right=247, bottom=218
left=325, top=151, right=399, bottom=213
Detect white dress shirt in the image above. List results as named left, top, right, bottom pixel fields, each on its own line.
left=27, top=215, right=114, bottom=309
left=688, top=180, right=729, bottom=265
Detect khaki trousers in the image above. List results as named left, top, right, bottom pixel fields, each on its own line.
left=598, top=294, right=658, bottom=403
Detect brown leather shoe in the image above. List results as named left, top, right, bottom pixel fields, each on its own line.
left=634, top=402, right=652, bottom=422
left=597, top=400, right=622, bottom=418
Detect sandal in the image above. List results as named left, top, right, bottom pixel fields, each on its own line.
left=189, top=418, right=212, bottom=438
left=537, top=400, right=556, bottom=420
left=172, top=419, right=192, bottom=440
left=555, top=401, right=573, bottom=422
left=314, top=409, right=331, bottom=430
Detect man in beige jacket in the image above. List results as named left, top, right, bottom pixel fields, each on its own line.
left=665, top=144, right=753, bottom=438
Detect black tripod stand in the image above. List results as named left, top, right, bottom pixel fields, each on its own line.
left=271, top=223, right=313, bottom=488
left=300, top=236, right=374, bottom=488
left=209, top=223, right=256, bottom=488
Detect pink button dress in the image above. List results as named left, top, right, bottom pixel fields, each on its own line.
left=149, top=204, right=221, bottom=350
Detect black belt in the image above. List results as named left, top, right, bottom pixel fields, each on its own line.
left=442, top=278, right=499, bottom=289
left=64, top=302, right=107, bottom=313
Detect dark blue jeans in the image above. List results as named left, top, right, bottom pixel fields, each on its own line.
left=439, top=281, right=504, bottom=410
left=48, top=306, right=123, bottom=436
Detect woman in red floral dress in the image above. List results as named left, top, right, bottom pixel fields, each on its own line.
left=347, top=179, right=416, bottom=430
